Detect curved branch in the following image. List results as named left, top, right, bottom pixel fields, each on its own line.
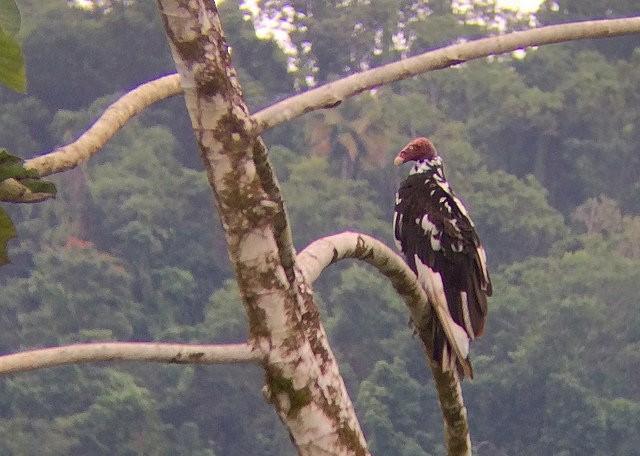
left=26, top=74, right=182, bottom=177
left=297, top=231, right=471, bottom=455
left=0, top=342, right=259, bottom=375
left=299, top=230, right=431, bottom=327
left=0, top=74, right=182, bottom=203
left=253, top=16, right=640, bottom=132
left=299, top=230, right=469, bottom=373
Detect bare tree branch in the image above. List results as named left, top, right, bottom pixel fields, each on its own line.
left=299, top=231, right=430, bottom=327
left=253, top=16, right=640, bottom=132
left=27, top=74, right=182, bottom=177
left=0, top=74, right=182, bottom=203
left=4, top=13, right=638, bottom=456
left=0, top=342, right=259, bottom=375
left=298, top=231, right=471, bottom=456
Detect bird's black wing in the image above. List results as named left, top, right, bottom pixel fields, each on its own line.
left=394, top=171, right=491, bottom=374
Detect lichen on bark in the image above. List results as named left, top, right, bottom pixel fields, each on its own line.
left=265, top=366, right=313, bottom=418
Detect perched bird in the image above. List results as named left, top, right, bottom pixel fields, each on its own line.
left=393, top=137, right=491, bottom=378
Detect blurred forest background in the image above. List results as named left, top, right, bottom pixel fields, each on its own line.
left=1, top=0, right=640, bottom=454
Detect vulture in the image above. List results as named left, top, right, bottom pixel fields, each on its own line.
left=393, top=137, right=491, bottom=378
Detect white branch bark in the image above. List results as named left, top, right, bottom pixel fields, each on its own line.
left=3, top=16, right=638, bottom=203
left=299, top=231, right=471, bottom=378
left=299, top=230, right=431, bottom=327
left=0, top=342, right=259, bottom=374
left=253, top=16, right=640, bottom=132
left=298, top=231, right=471, bottom=455
left=27, top=74, right=182, bottom=177
left=298, top=231, right=471, bottom=456
left=3, top=13, right=637, bottom=456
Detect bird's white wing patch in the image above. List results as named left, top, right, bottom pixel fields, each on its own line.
left=477, top=244, right=490, bottom=284
left=419, top=215, right=442, bottom=251
left=453, top=195, right=471, bottom=219
left=393, top=210, right=402, bottom=234
left=460, top=291, right=475, bottom=339
left=392, top=211, right=403, bottom=251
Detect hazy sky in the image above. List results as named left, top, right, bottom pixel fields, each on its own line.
left=496, top=0, right=543, bottom=12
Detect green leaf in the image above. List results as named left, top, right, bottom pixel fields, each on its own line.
left=19, top=178, right=57, bottom=196
left=0, top=150, right=38, bottom=181
left=0, top=29, right=24, bottom=92
left=0, top=0, right=20, bottom=36
left=0, top=161, right=37, bottom=181
left=0, top=206, right=16, bottom=265
left=0, top=149, right=21, bottom=165
left=0, top=150, right=57, bottom=202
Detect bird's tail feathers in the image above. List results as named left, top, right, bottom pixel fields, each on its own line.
left=416, top=260, right=474, bottom=379
left=435, top=322, right=474, bottom=379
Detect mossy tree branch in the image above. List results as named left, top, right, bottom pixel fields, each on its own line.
left=298, top=231, right=470, bottom=455
left=4, top=16, right=639, bottom=203
left=3, top=9, right=640, bottom=456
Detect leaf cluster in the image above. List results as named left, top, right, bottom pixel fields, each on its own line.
left=0, top=150, right=55, bottom=264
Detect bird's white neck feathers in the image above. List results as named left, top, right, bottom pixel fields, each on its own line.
left=409, top=156, right=444, bottom=176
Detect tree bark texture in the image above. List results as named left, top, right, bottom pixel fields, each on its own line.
left=3, top=8, right=639, bottom=456
left=156, top=1, right=368, bottom=454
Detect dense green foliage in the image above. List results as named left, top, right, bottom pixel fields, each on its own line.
left=0, top=149, right=56, bottom=264
left=0, top=0, right=639, bottom=454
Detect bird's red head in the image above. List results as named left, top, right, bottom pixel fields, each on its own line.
left=393, top=137, right=438, bottom=166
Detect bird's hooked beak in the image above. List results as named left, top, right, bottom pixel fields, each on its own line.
left=394, top=142, right=414, bottom=166
left=393, top=149, right=407, bottom=166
